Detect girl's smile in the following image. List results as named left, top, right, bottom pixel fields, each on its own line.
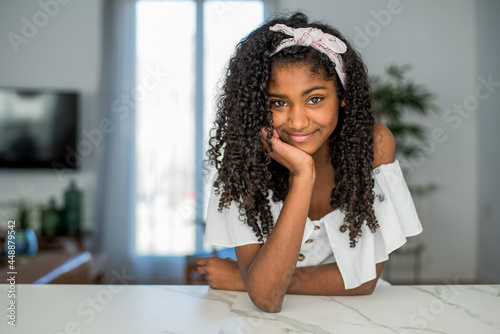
left=286, top=130, right=317, bottom=143
left=267, top=64, right=340, bottom=160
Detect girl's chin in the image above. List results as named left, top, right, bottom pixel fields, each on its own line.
left=286, top=143, right=315, bottom=155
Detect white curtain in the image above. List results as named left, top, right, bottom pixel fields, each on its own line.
left=94, top=0, right=139, bottom=282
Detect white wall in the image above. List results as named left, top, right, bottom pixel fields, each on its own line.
left=476, top=0, right=500, bottom=283
left=271, top=0, right=480, bottom=283
left=0, top=0, right=102, bottom=232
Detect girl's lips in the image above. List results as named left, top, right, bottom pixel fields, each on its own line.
left=287, top=131, right=315, bottom=142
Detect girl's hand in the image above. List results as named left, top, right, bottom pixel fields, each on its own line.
left=261, top=128, right=314, bottom=176
left=196, top=256, right=246, bottom=291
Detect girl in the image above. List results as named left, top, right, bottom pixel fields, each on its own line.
left=197, top=12, right=422, bottom=313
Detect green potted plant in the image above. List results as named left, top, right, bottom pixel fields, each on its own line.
left=370, top=64, right=438, bottom=168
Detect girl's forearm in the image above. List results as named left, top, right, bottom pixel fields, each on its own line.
left=242, top=170, right=315, bottom=312
left=287, top=263, right=381, bottom=296
left=213, top=258, right=380, bottom=296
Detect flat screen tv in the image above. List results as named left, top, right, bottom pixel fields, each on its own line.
left=0, top=88, right=78, bottom=169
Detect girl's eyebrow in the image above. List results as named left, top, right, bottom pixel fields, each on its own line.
left=268, top=86, right=327, bottom=99
left=268, top=93, right=286, bottom=99
left=302, top=86, right=327, bottom=96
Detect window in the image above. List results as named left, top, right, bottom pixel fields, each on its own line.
left=135, top=0, right=263, bottom=256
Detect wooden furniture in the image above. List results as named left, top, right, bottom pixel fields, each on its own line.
left=36, top=232, right=92, bottom=252
left=0, top=284, right=498, bottom=333
left=0, top=231, right=92, bottom=253
left=0, top=251, right=106, bottom=284
left=184, top=255, right=208, bottom=285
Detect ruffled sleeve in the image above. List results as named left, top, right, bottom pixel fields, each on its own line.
left=324, top=159, right=423, bottom=289
left=204, top=181, right=263, bottom=247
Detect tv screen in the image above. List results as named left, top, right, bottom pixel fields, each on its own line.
left=0, top=88, right=78, bottom=169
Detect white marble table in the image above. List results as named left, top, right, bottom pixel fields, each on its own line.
left=0, top=284, right=499, bottom=333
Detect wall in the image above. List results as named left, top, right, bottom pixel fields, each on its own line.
left=476, top=0, right=500, bottom=283
left=271, top=0, right=480, bottom=283
left=0, top=0, right=102, bottom=233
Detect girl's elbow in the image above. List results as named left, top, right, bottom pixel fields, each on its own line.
left=344, top=280, right=377, bottom=296
left=363, top=285, right=376, bottom=295
left=248, top=291, right=284, bottom=313
left=359, top=280, right=377, bottom=295
left=252, top=297, right=283, bottom=313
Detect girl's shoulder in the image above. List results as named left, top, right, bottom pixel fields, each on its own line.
left=371, top=123, right=396, bottom=169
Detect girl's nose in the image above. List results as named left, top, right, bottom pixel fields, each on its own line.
left=288, top=106, right=310, bottom=130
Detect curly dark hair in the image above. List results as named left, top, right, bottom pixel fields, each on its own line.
left=207, top=12, right=379, bottom=247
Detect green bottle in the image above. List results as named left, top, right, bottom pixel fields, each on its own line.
left=64, top=180, right=82, bottom=235
left=41, top=198, right=60, bottom=238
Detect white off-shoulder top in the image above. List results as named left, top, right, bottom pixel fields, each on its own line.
left=204, top=160, right=423, bottom=289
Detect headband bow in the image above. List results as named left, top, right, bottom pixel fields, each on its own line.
left=269, top=24, right=347, bottom=88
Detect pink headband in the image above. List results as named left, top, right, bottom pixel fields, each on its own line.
left=269, top=24, right=347, bottom=88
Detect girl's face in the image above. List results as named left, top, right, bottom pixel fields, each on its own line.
left=267, top=64, right=340, bottom=160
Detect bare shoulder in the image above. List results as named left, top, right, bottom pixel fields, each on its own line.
left=371, top=123, right=396, bottom=169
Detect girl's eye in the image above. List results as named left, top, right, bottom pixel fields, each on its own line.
left=271, top=100, right=287, bottom=108
left=307, top=97, right=323, bottom=105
